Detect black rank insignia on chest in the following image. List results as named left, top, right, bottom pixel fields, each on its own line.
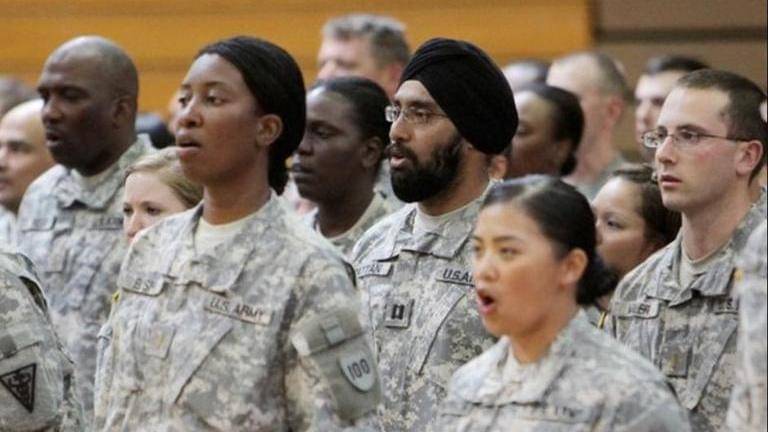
left=383, top=297, right=414, bottom=329
left=1, top=363, right=36, bottom=412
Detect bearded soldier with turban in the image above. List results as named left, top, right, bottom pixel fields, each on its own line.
left=351, top=38, right=518, bottom=431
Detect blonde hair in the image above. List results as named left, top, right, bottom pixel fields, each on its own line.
left=125, top=148, right=202, bottom=208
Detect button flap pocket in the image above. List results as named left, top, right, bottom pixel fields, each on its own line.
left=167, top=318, right=232, bottom=405
left=660, top=328, right=691, bottom=378
left=118, top=272, right=166, bottom=296
left=612, top=300, right=660, bottom=319
left=0, top=326, right=45, bottom=360
left=410, top=286, right=468, bottom=376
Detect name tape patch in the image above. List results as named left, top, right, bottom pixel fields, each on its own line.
left=204, top=296, right=272, bottom=326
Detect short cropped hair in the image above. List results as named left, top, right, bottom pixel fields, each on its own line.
left=643, top=55, right=708, bottom=76
left=556, top=51, right=630, bottom=101
left=322, top=14, right=410, bottom=67
left=677, top=69, right=767, bottom=180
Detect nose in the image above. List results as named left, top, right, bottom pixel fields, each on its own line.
left=595, top=221, right=604, bottom=245
left=317, top=62, right=338, bottom=80
left=41, top=97, right=62, bottom=124
left=654, top=133, right=677, bottom=167
left=175, top=97, right=202, bottom=130
left=0, top=145, right=9, bottom=170
left=296, top=134, right=313, bottom=156
left=388, top=113, right=410, bottom=145
left=473, top=251, right=499, bottom=283
left=124, top=212, right=146, bottom=243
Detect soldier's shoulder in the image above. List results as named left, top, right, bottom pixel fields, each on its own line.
left=19, top=165, right=66, bottom=204
left=448, top=338, right=507, bottom=398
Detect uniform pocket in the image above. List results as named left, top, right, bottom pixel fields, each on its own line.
left=0, top=327, right=63, bottom=431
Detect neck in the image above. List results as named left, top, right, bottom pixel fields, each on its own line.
left=77, top=133, right=135, bottom=177
left=202, top=165, right=271, bottom=225
left=316, top=185, right=374, bottom=238
left=681, top=184, right=754, bottom=260
left=418, top=161, right=489, bottom=216
left=508, top=303, right=578, bottom=364
left=566, top=133, right=617, bottom=184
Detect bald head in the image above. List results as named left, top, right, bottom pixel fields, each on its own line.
left=38, top=36, right=138, bottom=175
left=0, top=99, right=54, bottom=212
left=47, top=36, right=138, bottom=101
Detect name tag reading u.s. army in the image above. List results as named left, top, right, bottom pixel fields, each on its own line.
left=383, top=297, right=414, bottom=328
left=204, top=296, right=272, bottom=326
left=435, top=267, right=474, bottom=287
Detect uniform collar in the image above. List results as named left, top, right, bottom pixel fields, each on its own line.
left=369, top=186, right=489, bottom=261
left=52, top=135, right=152, bottom=210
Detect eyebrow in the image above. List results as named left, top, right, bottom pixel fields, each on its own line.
left=179, top=81, right=231, bottom=91
left=471, top=234, right=524, bottom=243
left=394, top=99, right=441, bottom=111
left=1, top=139, right=32, bottom=149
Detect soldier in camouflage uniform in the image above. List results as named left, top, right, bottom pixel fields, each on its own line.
left=433, top=177, right=689, bottom=432
left=294, top=77, right=395, bottom=257
left=16, top=36, right=150, bottom=422
left=352, top=38, right=518, bottom=431
left=727, top=220, right=767, bottom=431
left=94, top=36, right=380, bottom=431
left=0, top=249, right=83, bottom=431
left=0, top=99, right=54, bottom=250
left=608, top=70, right=768, bottom=431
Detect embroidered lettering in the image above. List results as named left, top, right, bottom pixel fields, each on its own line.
left=204, top=296, right=272, bottom=326
left=435, top=268, right=474, bottom=286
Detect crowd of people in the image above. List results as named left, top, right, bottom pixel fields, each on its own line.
left=0, top=12, right=765, bottom=432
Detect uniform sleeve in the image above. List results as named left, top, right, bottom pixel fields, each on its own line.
left=610, top=382, right=691, bottom=432
left=284, top=254, right=382, bottom=432
left=0, top=267, right=84, bottom=431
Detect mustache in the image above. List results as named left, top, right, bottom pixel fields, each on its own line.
left=386, top=141, right=418, bottom=163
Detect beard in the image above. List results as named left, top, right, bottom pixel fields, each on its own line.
left=388, top=133, right=463, bottom=203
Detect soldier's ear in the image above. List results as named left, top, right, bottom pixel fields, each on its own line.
left=112, top=95, right=135, bottom=129
left=254, top=114, right=283, bottom=149
left=559, top=248, right=587, bottom=289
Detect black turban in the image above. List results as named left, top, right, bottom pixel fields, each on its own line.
left=399, top=38, right=518, bottom=155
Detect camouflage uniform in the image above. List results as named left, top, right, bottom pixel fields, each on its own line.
left=432, top=311, right=691, bottom=432
left=94, top=196, right=381, bottom=431
left=608, top=191, right=767, bottom=431
left=0, top=249, right=83, bottom=431
left=727, top=220, right=767, bottom=431
left=303, top=192, right=395, bottom=257
left=0, top=206, right=16, bottom=250
left=351, top=191, right=495, bottom=431
left=16, top=135, right=153, bottom=420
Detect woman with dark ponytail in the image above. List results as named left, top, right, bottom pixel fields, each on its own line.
left=430, top=176, right=690, bottom=432
left=94, top=36, right=380, bottom=431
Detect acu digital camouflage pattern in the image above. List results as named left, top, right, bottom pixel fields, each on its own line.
left=351, top=191, right=495, bottom=431
left=608, top=190, right=767, bottom=431
left=432, top=311, right=691, bottom=432
left=16, top=136, right=152, bottom=421
left=304, top=191, right=395, bottom=257
left=94, top=196, right=381, bottom=431
left=727, top=220, right=767, bottom=431
left=0, top=249, right=83, bottom=431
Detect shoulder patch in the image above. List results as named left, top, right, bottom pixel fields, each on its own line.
left=0, top=363, right=36, bottom=412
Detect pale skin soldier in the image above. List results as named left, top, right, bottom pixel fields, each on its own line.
left=608, top=69, right=767, bottom=431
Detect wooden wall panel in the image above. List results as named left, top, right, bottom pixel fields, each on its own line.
left=0, top=0, right=591, bottom=114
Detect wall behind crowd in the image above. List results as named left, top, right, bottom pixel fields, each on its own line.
left=595, top=0, right=767, bottom=158
left=0, top=0, right=591, bottom=115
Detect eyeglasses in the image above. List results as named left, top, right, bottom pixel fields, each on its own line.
left=642, top=128, right=750, bottom=149
left=385, top=105, right=448, bottom=125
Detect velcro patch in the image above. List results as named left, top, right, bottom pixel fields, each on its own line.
left=338, top=351, right=376, bottom=392
left=383, top=298, right=414, bottom=328
left=1, top=363, right=36, bottom=412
